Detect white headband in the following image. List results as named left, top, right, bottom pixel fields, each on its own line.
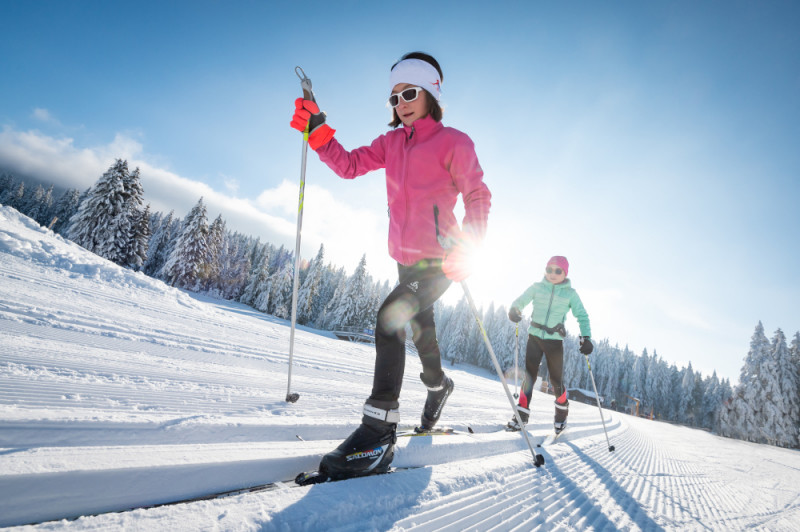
left=389, top=58, right=441, bottom=101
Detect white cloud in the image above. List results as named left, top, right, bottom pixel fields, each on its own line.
left=32, top=108, right=56, bottom=124
left=222, top=175, right=239, bottom=194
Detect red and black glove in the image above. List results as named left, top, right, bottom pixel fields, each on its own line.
left=290, top=98, right=335, bottom=150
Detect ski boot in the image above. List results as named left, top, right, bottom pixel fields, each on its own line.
left=506, top=406, right=530, bottom=431
left=554, top=391, right=569, bottom=434
left=418, top=372, right=454, bottom=431
left=317, top=399, right=398, bottom=481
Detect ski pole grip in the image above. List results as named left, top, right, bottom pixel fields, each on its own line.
left=295, top=66, right=315, bottom=103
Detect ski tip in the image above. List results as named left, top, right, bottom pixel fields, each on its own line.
left=467, top=426, right=474, bottom=434
left=295, top=470, right=328, bottom=486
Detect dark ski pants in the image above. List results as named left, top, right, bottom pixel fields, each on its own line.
left=370, top=260, right=452, bottom=403
left=518, top=336, right=565, bottom=409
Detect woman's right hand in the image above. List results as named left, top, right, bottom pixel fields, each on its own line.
left=290, top=98, right=335, bottom=150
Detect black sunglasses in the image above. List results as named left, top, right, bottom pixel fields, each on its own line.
left=388, top=87, right=423, bottom=108
left=546, top=267, right=563, bottom=275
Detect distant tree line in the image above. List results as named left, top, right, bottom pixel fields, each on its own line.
left=1, top=163, right=797, bottom=448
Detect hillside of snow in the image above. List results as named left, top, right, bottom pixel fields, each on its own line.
left=1, top=203, right=799, bottom=531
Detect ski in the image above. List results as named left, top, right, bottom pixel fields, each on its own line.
left=540, top=427, right=567, bottom=447
left=397, top=426, right=458, bottom=437
left=295, top=466, right=417, bottom=486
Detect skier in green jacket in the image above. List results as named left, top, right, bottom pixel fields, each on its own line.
left=507, top=256, right=592, bottom=434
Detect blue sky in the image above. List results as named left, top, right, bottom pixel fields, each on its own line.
left=1, top=1, right=798, bottom=383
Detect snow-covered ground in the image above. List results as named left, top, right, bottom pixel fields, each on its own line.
left=1, top=203, right=799, bottom=531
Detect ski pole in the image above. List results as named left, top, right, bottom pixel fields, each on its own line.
left=285, top=66, right=315, bottom=404
left=583, top=350, right=615, bottom=452
left=461, top=281, right=544, bottom=466
left=513, top=323, right=519, bottom=399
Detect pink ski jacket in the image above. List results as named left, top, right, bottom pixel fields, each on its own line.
left=316, top=115, right=492, bottom=266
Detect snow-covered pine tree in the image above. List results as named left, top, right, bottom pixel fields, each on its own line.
left=790, top=332, right=800, bottom=447
left=143, top=211, right=174, bottom=277
left=268, top=261, right=294, bottom=319
left=315, top=266, right=345, bottom=329
left=69, top=160, right=127, bottom=257
left=126, top=204, right=150, bottom=270
left=49, top=188, right=82, bottom=235
left=217, top=232, right=251, bottom=300
left=701, top=371, right=722, bottom=430
left=320, top=254, right=371, bottom=330
left=23, top=184, right=54, bottom=226
left=240, top=243, right=272, bottom=309
left=296, top=244, right=325, bottom=325
left=201, top=215, right=226, bottom=291
left=0, top=172, right=14, bottom=196
left=677, top=363, right=697, bottom=425
left=440, top=296, right=473, bottom=364
left=726, top=322, right=772, bottom=442
left=67, top=160, right=146, bottom=268
left=161, top=198, right=209, bottom=290
left=2, top=181, right=25, bottom=210
left=769, top=329, right=798, bottom=447
left=651, top=355, right=673, bottom=420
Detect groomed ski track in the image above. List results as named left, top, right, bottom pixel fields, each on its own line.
left=2, top=205, right=800, bottom=530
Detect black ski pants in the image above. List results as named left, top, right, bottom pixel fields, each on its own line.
left=370, top=260, right=452, bottom=403
left=519, top=336, right=565, bottom=409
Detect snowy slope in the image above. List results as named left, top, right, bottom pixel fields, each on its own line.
left=1, top=204, right=799, bottom=531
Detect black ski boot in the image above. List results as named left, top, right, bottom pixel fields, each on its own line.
left=418, top=372, right=454, bottom=431
left=506, top=406, right=530, bottom=431
left=318, top=399, right=398, bottom=481
left=554, top=392, right=569, bottom=434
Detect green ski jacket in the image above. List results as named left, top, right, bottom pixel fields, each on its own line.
left=511, top=277, right=591, bottom=340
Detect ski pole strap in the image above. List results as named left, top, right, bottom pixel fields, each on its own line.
left=531, top=321, right=567, bottom=337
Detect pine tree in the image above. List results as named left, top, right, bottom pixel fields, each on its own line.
left=296, top=244, right=325, bottom=325
left=162, top=198, right=209, bottom=290
left=127, top=204, right=150, bottom=270
left=240, top=243, right=272, bottom=309
left=219, top=232, right=251, bottom=300
left=341, top=255, right=372, bottom=329
left=676, top=363, right=697, bottom=425
left=315, top=266, right=345, bottom=329
left=3, top=181, right=25, bottom=210
left=202, top=215, right=226, bottom=291
left=22, top=184, right=54, bottom=226
left=770, top=329, right=798, bottom=447
left=440, top=296, right=473, bottom=364
left=67, top=159, right=146, bottom=268
left=727, top=322, right=772, bottom=442
left=49, top=188, right=82, bottom=235
left=269, top=261, right=294, bottom=319
left=143, top=211, right=174, bottom=277
left=0, top=172, right=14, bottom=196
left=790, top=332, right=800, bottom=446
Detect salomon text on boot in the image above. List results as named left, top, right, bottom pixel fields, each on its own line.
left=318, top=399, right=398, bottom=481
left=419, top=372, right=454, bottom=431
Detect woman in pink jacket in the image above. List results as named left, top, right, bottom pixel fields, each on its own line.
left=291, top=52, right=491, bottom=481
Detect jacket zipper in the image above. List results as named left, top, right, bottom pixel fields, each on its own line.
left=400, top=124, right=415, bottom=263
left=543, top=285, right=556, bottom=327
